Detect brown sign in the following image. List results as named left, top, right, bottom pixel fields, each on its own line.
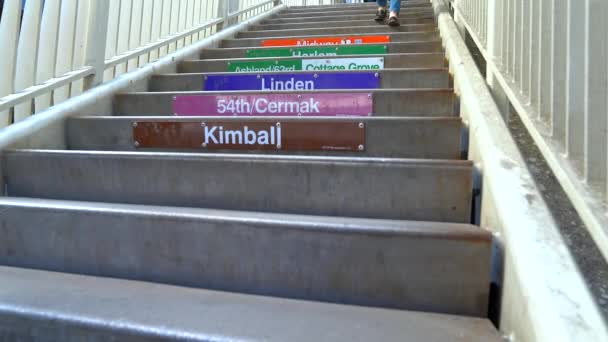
left=133, top=120, right=366, bottom=151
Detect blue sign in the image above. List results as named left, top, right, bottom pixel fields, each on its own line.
left=203, top=72, right=380, bottom=91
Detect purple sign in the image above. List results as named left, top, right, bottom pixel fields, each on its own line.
left=203, top=72, right=380, bottom=91
left=173, top=93, right=373, bottom=116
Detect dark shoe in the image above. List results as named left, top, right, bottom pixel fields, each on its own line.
left=374, top=9, right=387, bottom=22
left=387, top=16, right=400, bottom=27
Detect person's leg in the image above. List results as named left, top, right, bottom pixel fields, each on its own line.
left=389, top=0, right=400, bottom=15
left=387, top=0, right=400, bottom=26
left=375, top=0, right=388, bottom=21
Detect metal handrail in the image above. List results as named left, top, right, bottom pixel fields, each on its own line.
left=0, top=0, right=289, bottom=127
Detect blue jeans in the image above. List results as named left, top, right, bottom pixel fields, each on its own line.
left=376, top=0, right=400, bottom=14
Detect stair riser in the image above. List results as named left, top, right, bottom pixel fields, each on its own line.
left=149, top=70, right=451, bottom=91
left=0, top=264, right=502, bottom=341
left=0, top=204, right=490, bottom=316
left=265, top=11, right=434, bottom=24
left=67, top=117, right=462, bottom=159
left=277, top=6, right=432, bottom=18
left=222, top=31, right=439, bottom=48
left=114, top=90, right=455, bottom=117
left=284, top=1, right=431, bottom=12
left=4, top=152, right=473, bottom=222
left=201, top=41, right=444, bottom=59
left=179, top=53, right=447, bottom=72
left=237, top=24, right=437, bottom=38
left=251, top=17, right=435, bottom=31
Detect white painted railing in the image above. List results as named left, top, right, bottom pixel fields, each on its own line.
left=453, top=0, right=608, bottom=258
left=0, top=0, right=284, bottom=127
left=283, top=0, right=344, bottom=6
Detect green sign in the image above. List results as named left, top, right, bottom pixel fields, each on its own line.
left=227, top=57, right=385, bottom=73
left=246, top=45, right=388, bottom=58
left=228, top=60, right=300, bottom=72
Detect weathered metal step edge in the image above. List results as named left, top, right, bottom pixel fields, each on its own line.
left=250, top=17, right=435, bottom=31
left=277, top=6, right=432, bottom=18
left=67, top=116, right=462, bottom=159
left=235, top=28, right=440, bottom=42
left=264, top=11, right=434, bottom=24
left=0, top=264, right=501, bottom=342
left=223, top=31, right=440, bottom=48
left=201, top=41, right=444, bottom=59
left=113, top=89, right=456, bottom=117
left=3, top=150, right=473, bottom=223
left=284, top=1, right=429, bottom=12
left=179, top=53, right=448, bottom=72
left=149, top=69, right=451, bottom=91
left=0, top=197, right=489, bottom=316
left=237, top=24, right=437, bottom=38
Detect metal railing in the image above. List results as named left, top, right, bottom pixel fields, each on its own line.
left=282, top=0, right=345, bottom=6
left=0, top=0, right=283, bottom=127
left=453, top=0, right=608, bottom=257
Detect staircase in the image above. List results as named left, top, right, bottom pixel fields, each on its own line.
left=0, top=1, right=502, bottom=340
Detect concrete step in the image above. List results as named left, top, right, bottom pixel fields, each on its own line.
left=0, top=197, right=490, bottom=316
left=250, top=17, right=435, bottom=31
left=264, top=10, right=434, bottom=24
left=222, top=31, right=439, bottom=48
left=277, top=6, right=432, bottom=19
left=149, top=69, right=451, bottom=91
left=237, top=24, right=437, bottom=39
left=283, top=1, right=430, bottom=12
left=114, top=89, right=456, bottom=117
left=3, top=151, right=473, bottom=222
left=67, top=116, right=462, bottom=159
left=0, top=265, right=501, bottom=341
left=178, top=53, right=448, bottom=73
left=200, top=41, right=444, bottom=59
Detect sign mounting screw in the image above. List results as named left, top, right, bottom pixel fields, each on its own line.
left=358, top=144, right=364, bottom=151
left=201, top=122, right=206, bottom=127
left=202, top=142, right=207, bottom=147
left=358, top=122, right=364, bottom=128
left=276, top=122, right=281, bottom=127
left=134, top=141, right=140, bottom=147
left=276, top=144, right=282, bottom=150
left=132, top=122, right=138, bottom=128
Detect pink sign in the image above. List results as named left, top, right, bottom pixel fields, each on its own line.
left=173, top=93, right=373, bottom=116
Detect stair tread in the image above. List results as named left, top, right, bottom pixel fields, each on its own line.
left=0, top=265, right=500, bottom=342
left=3, top=149, right=473, bottom=222
left=0, top=196, right=489, bottom=316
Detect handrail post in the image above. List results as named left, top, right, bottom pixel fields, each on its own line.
left=216, top=0, right=231, bottom=31
left=84, top=0, right=110, bottom=90
left=485, top=0, right=509, bottom=120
